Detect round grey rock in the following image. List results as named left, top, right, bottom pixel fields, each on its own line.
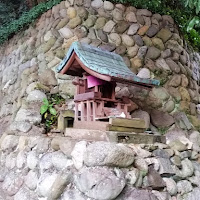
left=84, top=141, right=134, bottom=167
left=75, top=166, right=125, bottom=200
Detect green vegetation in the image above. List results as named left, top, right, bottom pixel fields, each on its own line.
left=40, top=93, right=65, bottom=131
left=0, top=0, right=62, bottom=45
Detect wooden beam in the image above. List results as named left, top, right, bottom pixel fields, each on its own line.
left=106, top=124, right=145, bottom=133
left=60, top=52, right=76, bottom=74
left=74, top=92, right=101, bottom=102
left=109, top=117, right=146, bottom=129
left=73, top=121, right=108, bottom=131
left=75, top=55, right=112, bottom=82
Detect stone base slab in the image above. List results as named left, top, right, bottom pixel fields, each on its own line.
left=64, top=128, right=166, bottom=144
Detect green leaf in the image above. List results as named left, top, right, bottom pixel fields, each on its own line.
left=40, top=105, right=48, bottom=115
left=43, top=98, right=49, bottom=106
left=49, top=107, right=57, bottom=115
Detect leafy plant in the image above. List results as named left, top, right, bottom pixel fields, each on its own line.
left=40, top=94, right=65, bottom=132
left=40, top=98, right=57, bottom=116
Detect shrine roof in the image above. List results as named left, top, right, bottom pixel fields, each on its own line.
left=56, top=41, right=160, bottom=87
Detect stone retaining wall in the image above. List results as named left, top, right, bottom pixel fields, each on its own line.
left=0, top=0, right=200, bottom=134
left=0, top=130, right=200, bottom=200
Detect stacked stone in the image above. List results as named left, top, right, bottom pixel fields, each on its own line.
left=0, top=0, right=199, bottom=134
left=0, top=130, right=200, bottom=199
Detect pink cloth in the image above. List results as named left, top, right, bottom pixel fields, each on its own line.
left=87, top=75, right=105, bottom=88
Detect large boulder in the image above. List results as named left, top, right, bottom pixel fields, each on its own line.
left=150, top=110, right=174, bottom=128
left=84, top=141, right=134, bottom=167
left=15, top=109, right=42, bottom=125
left=75, top=166, right=125, bottom=200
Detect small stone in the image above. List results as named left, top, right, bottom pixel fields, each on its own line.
left=104, top=1, right=114, bottom=10
left=71, top=141, right=87, bottom=170
left=59, top=26, right=74, bottom=39
left=161, top=49, right=172, bottom=59
left=170, top=156, right=181, bottom=167
left=122, top=34, right=135, bottom=47
left=83, top=15, right=97, bottom=28
left=3, top=171, right=24, bottom=196
left=77, top=7, right=88, bottom=19
left=137, top=68, right=150, bottom=79
left=138, top=25, right=149, bottom=36
left=166, top=58, right=180, bottom=73
left=168, top=75, right=181, bottom=87
left=143, top=36, right=153, bottom=46
left=168, top=87, right=181, bottom=102
left=115, top=45, right=126, bottom=55
left=91, top=0, right=103, bottom=9
left=115, top=21, right=129, bottom=34
left=130, top=57, right=143, bottom=72
left=137, top=46, right=148, bottom=59
left=103, top=20, right=116, bottom=33
left=163, top=100, right=175, bottom=113
left=56, top=18, right=69, bottom=29
left=97, top=30, right=108, bottom=42
left=133, top=35, right=144, bottom=46
left=152, top=38, right=165, bottom=50
left=27, top=151, right=39, bottom=170
left=68, top=16, right=82, bottom=29
left=146, top=47, right=161, bottom=60
left=179, top=87, right=191, bottom=102
left=156, top=28, right=172, bottom=42
left=146, top=26, right=159, bottom=37
left=127, top=23, right=140, bottom=35
left=27, top=90, right=46, bottom=102
left=147, top=166, right=166, bottom=189
left=163, top=178, right=177, bottom=196
left=125, top=12, right=137, bottom=22
left=127, top=46, right=139, bottom=57
left=109, top=33, right=121, bottom=46
left=25, top=170, right=39, bottom=190
left=168, top=140, right=187, bottom=152
left=137, top=9, right=152, bottom=16
left=113, top=8, right=123, bottom=21
left=153, top=149, right=170, bottom=159
left=67, top=7, right=77, bottom=19
left=125, top=168, right=139, bottom=185
left=37, top=172, right=59, bottom=197
left=165, top=40, right=183, bottom=54
left=181, top=74, right=189, bottom=87
left=99, top=43, right=116, bottom=52
left=74, top=26, right=88, bottom=39
left=152, top=87, right=170, bottom=101
left=177, top=180, right=192, bottom=195
left=94, top=17, right=107, bottom=29
left=157, top=157, right=175, bottom=175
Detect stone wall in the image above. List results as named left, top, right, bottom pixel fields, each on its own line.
left=0, top=0, right=200, bottom=134
left=0, top=130, right=200, bottom=200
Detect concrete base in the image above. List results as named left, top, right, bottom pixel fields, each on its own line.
left=64, top=128, right=166, bottom=144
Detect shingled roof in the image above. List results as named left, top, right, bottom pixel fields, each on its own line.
left=56, top=41, right=160, bottom=88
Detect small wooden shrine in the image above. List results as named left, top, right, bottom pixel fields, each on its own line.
left=57, top=42, right=159, bottom=132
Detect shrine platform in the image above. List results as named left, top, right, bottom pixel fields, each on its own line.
left=64, top=128, right=166, bottom=144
